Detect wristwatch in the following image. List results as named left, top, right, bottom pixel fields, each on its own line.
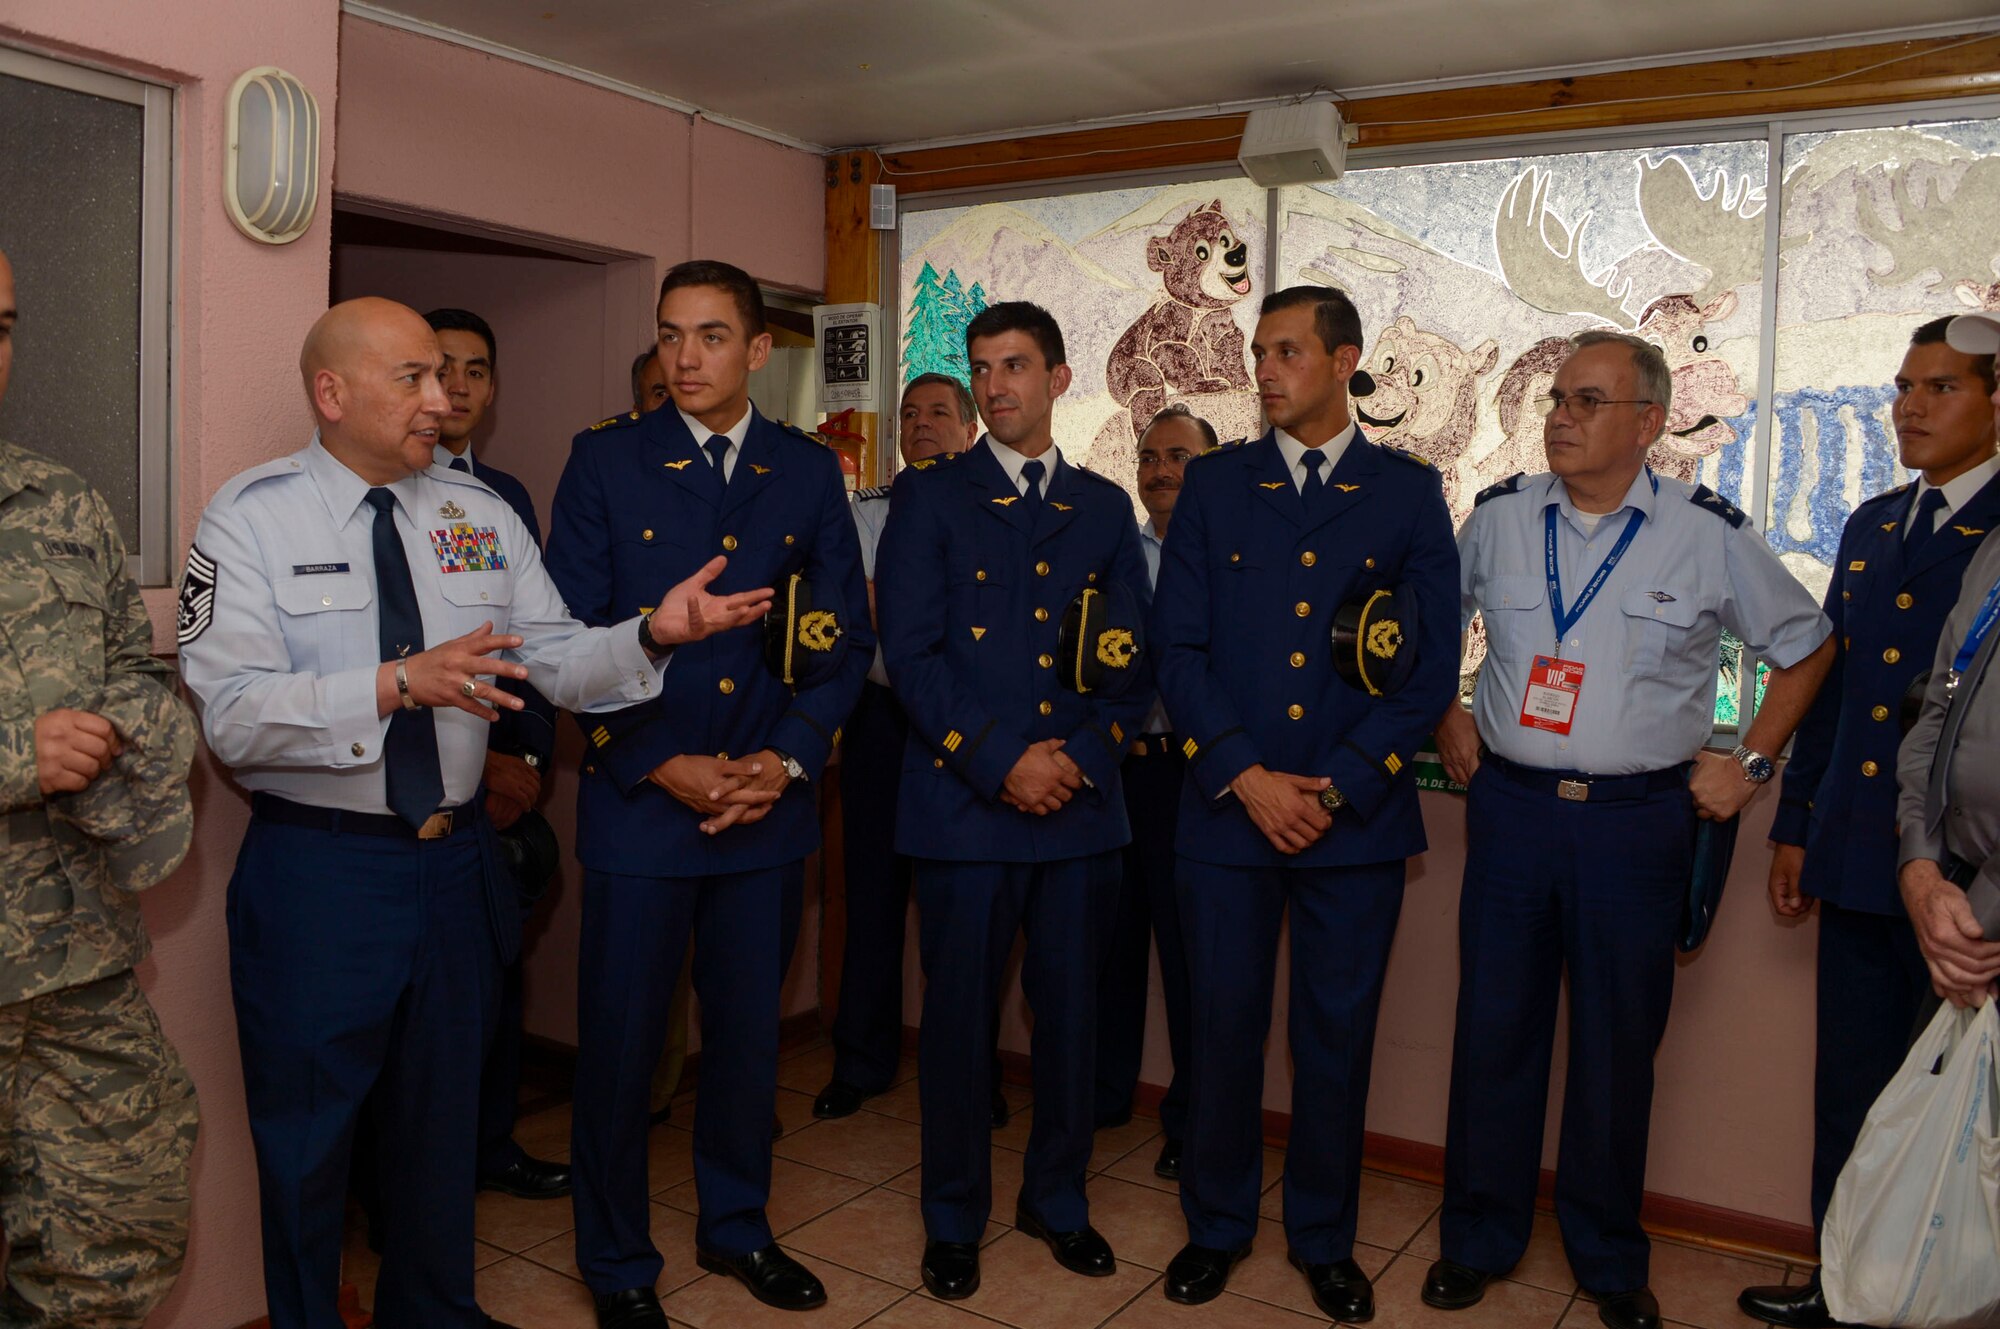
left=771, top=749, right=806, bottom=783
left=637, top=609, right=672, bottom=660
left=1318, top=786, right=1349, bottom=813
left=1729, top=744, right=1774, bottom=784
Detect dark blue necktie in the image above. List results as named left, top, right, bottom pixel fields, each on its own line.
left=706, top=435, right=731, bottom=480
left=366, top=488, right=443, bottom=828
left=448, top=455, right=470, bottom=474
left=1905, top=487, right=1948, bottom=560
left=1301, top=449, right=1326, bottom=506
left=1021, top=459, right=1045, bottom=517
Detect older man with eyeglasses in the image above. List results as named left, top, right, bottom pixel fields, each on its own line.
left=1427, top=330, right=1832, bottom=1329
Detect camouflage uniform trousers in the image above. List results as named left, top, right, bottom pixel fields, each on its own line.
left=0, top=969, right=197, bottom=1329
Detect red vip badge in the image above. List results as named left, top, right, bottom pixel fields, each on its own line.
left=1520, top=654, right=1584, bottom=735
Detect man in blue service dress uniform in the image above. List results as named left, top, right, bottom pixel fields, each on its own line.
left=1739, top=319, right=2000, bottom=1326
left=814, top=372, right=996, bottom=1123
left=1430, top=331, right=1833, bottom=1329
left=178, top=297, right=772, bottom=1329
left=545, top=261, right=870, bottom=1328
left=876, top=301, right=1153, bottom=1301
left=1152, top=285, right=1460, bottom=1321
left=422, top=308, right=573, bottom=1201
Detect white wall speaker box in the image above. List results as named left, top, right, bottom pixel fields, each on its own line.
left=225, top=67, right=320, bottom=245
left=1238, top=101, right=1350, bottom=187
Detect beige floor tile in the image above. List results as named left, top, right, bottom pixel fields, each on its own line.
left=777, top=1044, right=843, bottom=1095
left=475, top=1239, right=511, bottom=1270
left=473, top=1255, right=599, bottom=1328
left=863, top=1292, right=1029, bottom=1328
left=516, top=1200, right=704, bottom=1296
left=1103, top=1142, right=1283, bottom=1196
left=1353, top=1174, right=1445, bottom=1252
left=1224, top=1223, right=1399, bottom=1319
left=1612, top=1238, right=1785, bottom=1329
left=915, top=1228, right=1158, bottom=1329
left=773, top=1086, right=820, bottom=1139
left=509, top=1101, right=573, bottom=1161
left=1084, top=1175, right=1192, bottom=1272
left=645, top=1123, right=699, bottom=1195
left=776, top=1110, right=925, bottom=1183
left=475, top=1186, right=579, bottom=1254
left=661, top=1251, right=904, bottom=1328
left=992, top=1103, right=1035, bottom=1153
left=1408, top=1211, right=1576, bottom=1295
left=1365, top=1254, right=1571, bottom=1329
left=786, top=1187, right=1005, bottom=1289
left=868, top=1076, right=928, bottom=1124
left=1092, top=1117, right=1165, bottom=1173
left=886, top=1146, right=1029, bottom=1219
left=658, top=1156, right=870, bottom=1236
left=1100, top=1281, right=1333, bottom=1328
left=341, top=1224, right=380, bottom=1310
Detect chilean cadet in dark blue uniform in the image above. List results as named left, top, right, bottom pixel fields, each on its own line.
left=877, top=302, right=1153, bottom=1302
left=544, top=263, right=869, bottom=1327
left=1739, top=317, right=2000, bottom=1328
left=1151, top=285, right=1460, bottom=1321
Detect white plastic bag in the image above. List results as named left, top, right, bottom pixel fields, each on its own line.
left=1822, top=999, right=2000, bottom=1328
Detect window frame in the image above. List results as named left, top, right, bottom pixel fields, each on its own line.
left=0, top=43, right=175, bottom=586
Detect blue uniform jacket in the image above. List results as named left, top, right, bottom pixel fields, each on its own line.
left=1773, top=473, right=2000, bottom=913
left=475, top=459, right=558, bottom=771
left=876, top=440, right=1153, bottom=863
left=545, top=406, right=871, bottom=876
left=1153, top=431, right=1460, bottom=867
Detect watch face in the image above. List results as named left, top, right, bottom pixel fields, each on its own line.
left=1737, top=750, right=1773, bottom=782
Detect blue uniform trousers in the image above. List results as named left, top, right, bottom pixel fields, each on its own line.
left=831, top=682, right=916, bottom=1093
left=1440, top=761, right=1691, bottom=1294
left=916, top=852, right=1118, bottom=1241
left=476, top=926, right=534, bottom=1175
left=1810, top=901, right=1930, bottom=1236
left=571, top=865, right=802, bottom=1293
left=228, top=811, right=500, bottom=1329
left=1094, top=740, right=1191, bottom=1138
left=1177, top=857, right=1405, bottom=1261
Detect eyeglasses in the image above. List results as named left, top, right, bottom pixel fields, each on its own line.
left=1536, top=391, right=1655, bottom=420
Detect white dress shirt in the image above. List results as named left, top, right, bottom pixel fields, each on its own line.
left=985, top=435, right=1063, bottom=497
left=1910, top=455, right=2000, bottom=533
left=1274, top=422, right=1357, bottom=493
left=677, top=404, right=753, bottom=483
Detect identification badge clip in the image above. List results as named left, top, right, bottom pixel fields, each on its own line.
left=1520, top=654, right=1585, bottom=733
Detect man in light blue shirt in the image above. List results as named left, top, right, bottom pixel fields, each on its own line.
left=178, top=297, right=770, bottom=1329
left=1426, top=330, right=1831, bottom=1329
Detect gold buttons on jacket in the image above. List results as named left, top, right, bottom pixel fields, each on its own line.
left=642, top=528, right=654, bottom=540
left=1896, top=592, right=1913, bottom=609
left=1365, top=557, right=1377, bottom=569
left=1037, top=654, right=1053, bottom=668
left=975, top=569, right=987, bottom=581
left=1861, top=760, right=1879, bottom=777
left=1300, top=551, right=1317, bottom=567
left=1287, top=704, right=1305, bottom=720
left=1871, top=705, right=1890, bottom=722
left=718, top=677, right=735, bottom=695
left=1034, top=607, right=1049, bottom=622
left=1290, top=652, right=1306, bottom=668
left=722, top=534, right=738, bottom=551
left=784, top=534, right=796, bottom=545
left=1294, top=601, right=1311, bottom=618
left=1039, top=700, right=1054, bottom=716
left=1035, top=561, right=1050, bottom=577
left=1230, top=552, right=1241, bottom=564
left=1088, top=572, right=1097, bottom=583
left=1883, top=647, right=1901, bottom=664
left=934, top=757, right=944, bottom=769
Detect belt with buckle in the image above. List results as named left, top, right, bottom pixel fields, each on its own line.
left=251, top=792, right=477, bottom=840
left=1127, top=731, right=1180, bottom=759
left=1486, top=754, right=1689, bottom=804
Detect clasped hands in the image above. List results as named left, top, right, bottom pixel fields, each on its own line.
left=380, top=555, right=774, bottom=721
left=648, top=750, right=789, bottom=836
left=1002, top=738, right=1085, bottom=815
left=1231, top=763, right=1334, bottom=855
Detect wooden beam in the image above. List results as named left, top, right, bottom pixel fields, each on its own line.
left=877, top=31, right=2000, bottom=197
left=822, top=150, right=888, bottom=486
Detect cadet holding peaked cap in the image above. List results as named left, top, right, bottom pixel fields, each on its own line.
left=763, top=571, right=849, bottom=688
left=1330, top=584, right=1420, bottom=698
left=1057, top=579, right=1146, bottom=697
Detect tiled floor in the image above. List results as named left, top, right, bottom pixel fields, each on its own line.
left=342, top=1039, right=1811, bottom=1328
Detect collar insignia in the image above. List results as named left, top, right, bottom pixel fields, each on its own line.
left=992, top=495, right=1019, bottom=507
left=438, top=500, right=466, bottom=519
left=1955, top=525, right=1986, bottom=537
left=1334, top=483, right=1361, bottom=493
left=663, top=459, right=695, bottom=471
left=1050, top=501, right=1073, bottom=512
left=750, top=464, right=773, bottom=476
left=1259, top=481, right=1287, bottom=490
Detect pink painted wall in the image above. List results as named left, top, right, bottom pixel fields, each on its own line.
left=1, top=4, right=341, bottom=1327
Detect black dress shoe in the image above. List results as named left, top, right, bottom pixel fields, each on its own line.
left=1595, top=1286, right=1661, bottom=1329
left=1164, top=1242, right=1249, bottom=1304
left=814, top=1080, right=869, bottom=1119
left=1014, top=1205, right=1116, bottom=1276
left=1421, top=1258, right=1495, bottom=1310
left=1739, top=1268, right=1835, bottom=1328
left=477, top=1153, right=572, bottom=1200
left=1096, top=1106, right=1133, bottom=1130
left=695, top=1242, right=827, bottom=1311
left=921, top=1239, right=981, bottom=1299
left=991, top=1086, right=1011, bottom=1129
left=1291, top=1254, right=1374, bottom=1322
left=1154, top=1137, right=1182, bottom=1181
left=591, top=1286, right=669, bottom=1328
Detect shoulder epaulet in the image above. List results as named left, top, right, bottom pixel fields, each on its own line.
left=1474, top=473, right=1526, bottom=507
left=1191, top=438, right=1246, bottom=462
left=1382, top=446, right=1434, bottom=470
left=907, top=450, right=964, bottom=472
left=588, top=411, right=641, bottom=432
left=776, top=420, right=823, bottom=445
left=214, top=451, right=312, bottom=504
left=1688, top=484, right=1747, bottom=528
left=854, top=485, right=891, bottom=501
left=1072, top=463, right=1124, bottom=489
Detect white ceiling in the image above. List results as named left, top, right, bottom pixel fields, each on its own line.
left=353, top=1, right=2000, bottom=150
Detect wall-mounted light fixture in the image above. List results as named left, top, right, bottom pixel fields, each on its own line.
left=224, top=67, right=319, bottom=244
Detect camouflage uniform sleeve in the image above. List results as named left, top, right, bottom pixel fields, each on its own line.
left=0, top=685, right=37, bottom=813
left=86, top=492, right=196, bottom=788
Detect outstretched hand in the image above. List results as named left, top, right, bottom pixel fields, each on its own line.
left=649, top=556, right=774, bottom=647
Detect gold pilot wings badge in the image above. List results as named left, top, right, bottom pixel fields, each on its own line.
left=663, top=459, right=695, bottom=471
left=991, top=496, right=1019, bottom=507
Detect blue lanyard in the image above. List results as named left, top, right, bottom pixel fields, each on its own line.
left=1545, top=503, right=1646, bottom=644
left=1951, top=570, right=2000, bottom=678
